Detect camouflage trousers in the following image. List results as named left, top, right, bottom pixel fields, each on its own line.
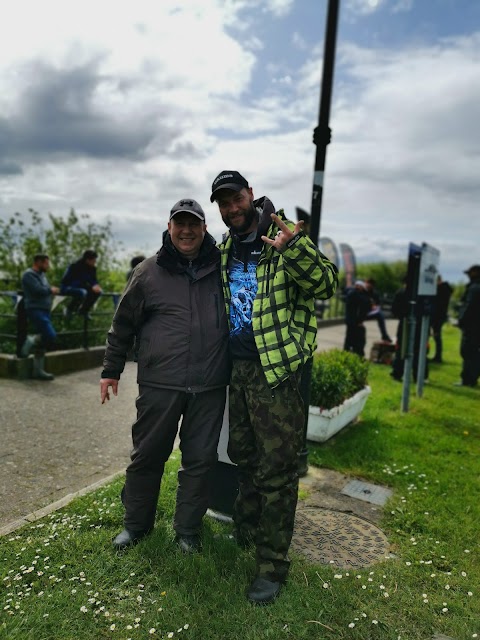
left=228, top=359, right=304, bottom=583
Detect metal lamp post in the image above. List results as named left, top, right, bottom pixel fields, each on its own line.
left=299, top=0, right=340, bottom=476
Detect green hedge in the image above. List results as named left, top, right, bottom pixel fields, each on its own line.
left=310, top=348, right=369, bottom=410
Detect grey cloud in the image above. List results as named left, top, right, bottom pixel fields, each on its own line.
left=0, top=59, right=183, bottom=165
left=0, top=159, right=23, bottom=175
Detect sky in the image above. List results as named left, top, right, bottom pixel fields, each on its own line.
left=1, top=0, right=479, bottom=283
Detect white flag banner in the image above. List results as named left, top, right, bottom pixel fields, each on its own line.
left=418, top=244, right=440, bottom=297
left=52, top=295, right=67, bottom=311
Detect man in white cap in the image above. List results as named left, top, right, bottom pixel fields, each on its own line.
left=100, top=199, right=229, bottom=553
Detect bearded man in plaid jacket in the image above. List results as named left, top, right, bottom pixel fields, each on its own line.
left=210, top=170, right=338, bottom=604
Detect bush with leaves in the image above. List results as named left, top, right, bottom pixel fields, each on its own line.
left=0, top=208, right=127, bottom=354
left=310, top=348, right=369, bottom=410
left=0, top=208, right=123, bottom=290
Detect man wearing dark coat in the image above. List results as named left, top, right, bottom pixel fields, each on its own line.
left=100, top=199, right=230, bottom=553
left=430, top=275, right=453, bottom=363
left=456, top=264, right=480, bottom=386
left=343, top=280, right=371, bottom=357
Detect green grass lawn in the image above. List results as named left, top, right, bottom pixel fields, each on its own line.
left=1, top=324, right=479, bottom=639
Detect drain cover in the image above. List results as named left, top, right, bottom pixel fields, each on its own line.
left=292, top=507, right=390, bottom=568
left=341, top=479, right=392, bottom=506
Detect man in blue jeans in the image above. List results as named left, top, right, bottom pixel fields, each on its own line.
left=21, top=253, right=59, bottom=380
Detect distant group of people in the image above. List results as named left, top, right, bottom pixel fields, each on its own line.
left=389, top=267, right=480, bottom=388
left=20, top=250, right=102, bottom=379
left=343, top=267, right=479, bottom=389
left=99, top=170, right=339, bottom=605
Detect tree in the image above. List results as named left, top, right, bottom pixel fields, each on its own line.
left=0, top=209, right=122, bottom=289
left=356, top=260, right=407, bottom=298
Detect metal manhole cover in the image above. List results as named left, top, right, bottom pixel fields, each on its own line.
left=292, top=507, right=390, bottom=568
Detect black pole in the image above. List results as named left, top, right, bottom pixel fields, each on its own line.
left=298, top=0, right=340, bottom=477
left=309, top=0, right=340, bottom=247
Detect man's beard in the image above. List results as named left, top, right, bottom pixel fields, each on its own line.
left=223, top=200, right=258, bottom=234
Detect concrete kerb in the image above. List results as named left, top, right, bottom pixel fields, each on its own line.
left=0, top=470, right=124, bottom=538
left=0, top=346, right=106, bottom=379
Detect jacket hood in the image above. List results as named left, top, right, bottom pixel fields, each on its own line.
left=254, top=196, right=278, bottom=238
left=224, top=195, right=280, bottom=244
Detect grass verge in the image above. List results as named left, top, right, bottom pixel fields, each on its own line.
left=1, top=325, right=479, bottom=639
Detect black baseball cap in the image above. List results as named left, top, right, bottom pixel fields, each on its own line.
left=210, top=170, right=249, bottom=202
left=464, top=264, right=480, bottom=276
left=169, top=198, right=205, bottom=221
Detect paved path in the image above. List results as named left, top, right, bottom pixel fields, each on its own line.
left=0, top=318, right=397, bottom=533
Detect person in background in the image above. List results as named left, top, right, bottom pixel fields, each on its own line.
left=125, top=255, right=146, bottom=361
left=20, top=253, right=59, bottom=380
left=455, top=264, right=480, bottom=387
left=210, top=169, right=338, bottom=605
left=126, top=255, right=146, bottom=282
left=343, top=280, right=372, bottom=357
left=430, top=274, right=453, bottom=363
left=365, top=278, right=392, bottom=343
left=100, top=198, right=229, bottom=554
left=60, top=249, right=102, bottom=319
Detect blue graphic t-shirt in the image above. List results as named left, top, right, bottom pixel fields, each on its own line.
left=228, top=233, right=263, bottom=360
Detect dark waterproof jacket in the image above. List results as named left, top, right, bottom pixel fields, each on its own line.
left=458, top=279, right=480, bottom=344
left=102, top=232, right=230, bottom=392
left=344, top=288, right=371, bottom=326
left=61, top=259, right=98, bottom=290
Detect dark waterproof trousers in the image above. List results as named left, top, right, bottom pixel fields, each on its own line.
left=228, top=360, right=304, bottom=583
left=460, top=335, right=480, bottom=386
left=122, top=385, right=226, bottom=535
left=344, top=323, right=366, bottom=357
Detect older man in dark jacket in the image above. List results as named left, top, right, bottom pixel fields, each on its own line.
left=100, top=199, right=229, bottom=553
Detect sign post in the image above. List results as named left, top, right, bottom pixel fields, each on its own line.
left=401, top=244, right=421, bottom=413
left=400, top=242, right=440, bottom=411
left=416, top=243, right=440, bottom=397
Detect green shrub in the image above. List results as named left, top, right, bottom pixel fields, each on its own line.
left=310, top=348, right=369, bottom=410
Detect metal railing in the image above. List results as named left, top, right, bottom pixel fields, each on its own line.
left=1, top=288, right=356, bottom=357
left=0, top=291, right=121, bottom=356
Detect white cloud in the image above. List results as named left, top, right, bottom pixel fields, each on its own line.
left=392, top=0, right=414, bottom=13
left=263, top=0, right=295, bottom=18
left=345, top=0, right=385, bottom=17
left=317, top=34, right=480, bottom=278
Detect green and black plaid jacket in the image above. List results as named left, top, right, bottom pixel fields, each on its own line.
left=219, top=207, right=338, bottom=388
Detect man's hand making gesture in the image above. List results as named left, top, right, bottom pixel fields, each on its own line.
left=261, top=213, right=304, bottom=251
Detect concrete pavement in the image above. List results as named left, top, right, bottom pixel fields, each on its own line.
left=0, top=318, right=397, bottom=535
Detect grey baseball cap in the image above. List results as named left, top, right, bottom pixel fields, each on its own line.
left=169, top=198, right=206, bottom=221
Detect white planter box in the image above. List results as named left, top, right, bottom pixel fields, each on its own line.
left=307, top=386, right=371, bottom=443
